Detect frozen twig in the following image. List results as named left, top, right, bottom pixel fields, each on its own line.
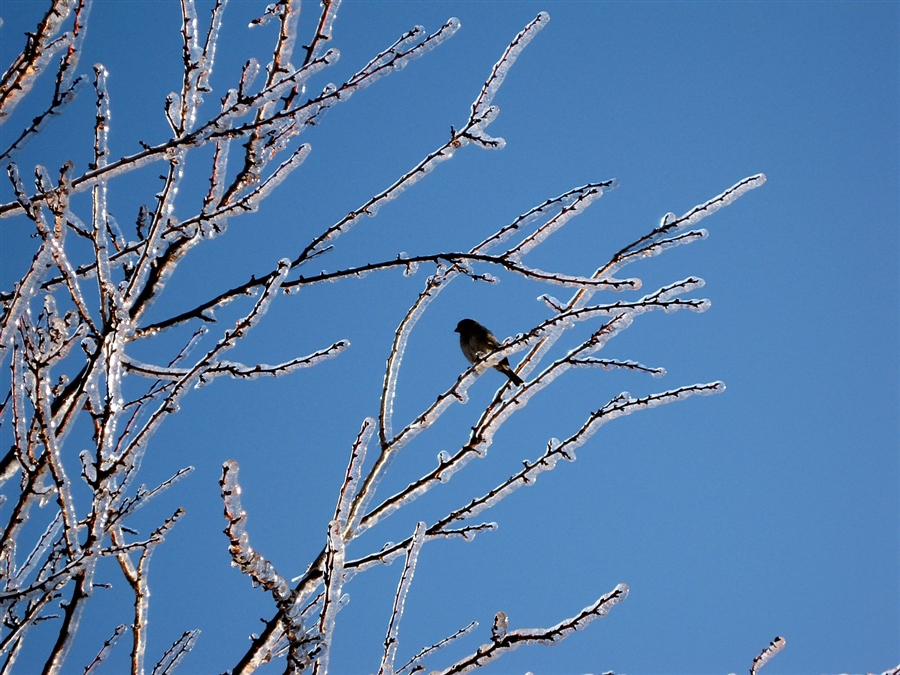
left=83, top=623, right=127, bottom=674
left=378, top=522, right=427, bottom=675
left=149, top=630, right=201, bottom=675
left=434, top=584, right=628, bottom=675
left=749, top=636, right=786, bottom=675
left=219, top=461, right=291, bottom=604
left=396, top=621, right=478, bottom=675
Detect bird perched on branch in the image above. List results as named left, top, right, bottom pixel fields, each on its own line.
left=455, top=318, right=524, bottom=386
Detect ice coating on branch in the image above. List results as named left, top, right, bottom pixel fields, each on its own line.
left=220, top=460, right=291, bottom=601
left=475, top=104, right=500, bottom=126
left=249, top=3, right=279, bottom=28
left=570, top=383, right=725, bottom=448
left=750, top=636, right=787, bottom=675
left=118, top=467, right=193, bottom=521
left=473, top=12, right=550, bottom=116
left=239, top=59, right=260, bottom=97
left=315, top=0, right=342, bottom=59
left=237, top=143, right=311, bottom=214
left=431, top=381, right=726, bottom=534
left=338, top=19, right=459, bottom=101
left=511, top=262, right=637, bottom=292
left=507, top=182, right=610, bottom=260
left=515, top=174, right=765, bottom=382
left=378, top=522, right=427, bottom=675
left=192, top=339, right=349, bottom=388
left=165, top=92, right=183, bottom=131
left=151, top=629, right=200, bottom=675
left=215, top=50, right=339, bottom=132
left=196, top=0, right=227, bottom=96
left=84, top=625, right=127, bottom=675
left=0, top=246, right=52, bottom=351
left=379, top=276, right=442, bottom=444
left=570, top=357, right=666, bottom=378
left=679, top=173, right=766, bottom=229
left=643, top=277, right=707, bottom=313
left=34, top=164, right=53, bottom=192
left=540, top=294, right=565, bottom=312
left=618, top=230, right=708, bottom=274
left=338, top=418, right=374, bottom=533
left=34, top=369, right=81, bottom=554
left=436, top=584, right=627, bottom=670
left=395, top=621, right=478, bottom=675
left=316, top=519, right=348, bottom=672
left=475, top=181, right=617, bottom=254
left=357, top=25, right=425, bottom=78
left=0, top=22, right=72, bottom=122
left=116, top=260, right=293, bottom=473
left=180, top=0, right=201, bottom=66
left=12, top=512, right=62, bottom=585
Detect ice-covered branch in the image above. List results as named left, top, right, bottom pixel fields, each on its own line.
left=300, top=0, right=341, bottom=67
left=149, top=630, right=201, bottom=675
left=378, top=522, right=426, bottom=675
left=431, top=383, right=724, bottom=534
left=356, top=282, right=708, bottom=534
left=336, top=418, right=374, bottom=534
left=569, top=357, right=666, bottom=377
left=115, top=467, right=193, bottom=523
left=83, top=623, right=127, bottom=675
left=120, top=340, right=349, bottom=383
left=0, top=0, right=91, bottom=162
left=749, top=636, right=786, bottom=675
left=516, top=174, right=766, bottom=379
left=283, top=252, right=638, bottom=290
left=32, top=366, right=80, bottom=557
left=613, top=173, right=767, bottom=265
left=311, top=520, right=346, bottom=675
left=344, top=523, right=496, bottom=578
left=109, top=508, right=185, bottom=675
left=135, top=246, right=631, bottom=340
left=220, top=460, right=292, bottom=603
left=396, top=621, right=478, bottom=675
left=0, top=15, right=457, bottom=220
left=116, top=259, right=291, bottom=470
left=470, top=12, right=549, bottom=119
left=291, top=12, right=548, bottom=265
left=434, top=584, right=628, bottom=675
left=0, top=0, right=73, bottom=121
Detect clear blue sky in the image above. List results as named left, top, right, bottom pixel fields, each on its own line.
left=0, top=1, right=897, bottom=673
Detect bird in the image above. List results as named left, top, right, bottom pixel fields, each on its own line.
left=454, top=318, right=524, bottom=386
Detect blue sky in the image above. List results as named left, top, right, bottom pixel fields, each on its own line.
left=0, top=1, right=897, bottom=674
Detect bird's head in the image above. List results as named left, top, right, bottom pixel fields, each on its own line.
left=455, top=318, right=478, bottom=334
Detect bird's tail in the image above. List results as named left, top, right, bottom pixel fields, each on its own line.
left=501, top=364, right=524, bottom=386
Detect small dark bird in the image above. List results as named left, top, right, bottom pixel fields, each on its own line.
left=455, top=318, right=524, bottom=386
